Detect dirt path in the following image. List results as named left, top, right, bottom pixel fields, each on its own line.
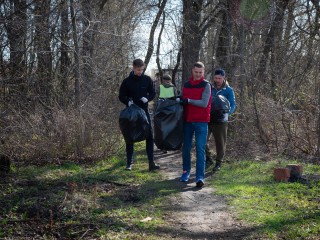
left=154, top=149, right=254, bottom=240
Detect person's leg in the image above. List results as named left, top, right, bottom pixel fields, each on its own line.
left=212, top=122, right=228, bottom=170
left=194, top=122, right=208, bottom=185
left=205, top=124, right=214, bottom=167
left=181, top=122, right=193, bottom=181
left=125, top=142, right=134, bottom=170
left=145, top=111, right=160, bottom=171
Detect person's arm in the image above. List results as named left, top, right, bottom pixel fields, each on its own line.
left=118, top=80, right=130, bottom=106
left=228, top=87, right=236, bottom=115
left=188, top=83, right=211, bottom=108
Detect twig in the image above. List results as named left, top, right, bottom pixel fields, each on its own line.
left=79, top=228, right=92, bottom=239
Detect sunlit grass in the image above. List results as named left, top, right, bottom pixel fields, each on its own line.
left=5, top=142, right=320, bottom=239
left=210, top=159, right=320, bottom=239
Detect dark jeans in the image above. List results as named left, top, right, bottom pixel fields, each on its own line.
left=126, top=110, right=154, bottom=165
left=206, top=122, right=228, bottom=163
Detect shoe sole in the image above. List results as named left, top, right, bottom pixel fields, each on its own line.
left=180, top=179, right=189, bottom=182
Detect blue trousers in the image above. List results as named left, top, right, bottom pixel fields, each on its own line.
left=182, top=122, right=208, bottom=181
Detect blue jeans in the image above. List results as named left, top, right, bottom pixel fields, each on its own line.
left=182, top=122, right=208, bottom=181
left=126, top=110, right=154, bottom=164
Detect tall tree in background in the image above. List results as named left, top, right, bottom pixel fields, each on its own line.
left=81, top=0, right=95, bottom=101
left=34, top=0, right=53, bottom=106
left=181, top=0, right=203, bottom=82
left=256, top=0, right=290, bottom=96
left=5, top=0, right=28, bottom=106
left=215, top=0, right=232, bottom=74
left=144, top=0, right=168, bottom=70
left=59, top=0, right=71, bottom=109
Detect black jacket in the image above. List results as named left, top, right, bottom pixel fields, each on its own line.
left=119, top=71, right=156, bottom=110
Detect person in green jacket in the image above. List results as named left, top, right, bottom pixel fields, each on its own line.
left=159, top=74, right=178, bottom=99
left=157, top=74, right=179, bottom=154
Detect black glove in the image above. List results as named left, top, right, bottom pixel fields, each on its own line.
left=180, top=98, right=189, bottom=105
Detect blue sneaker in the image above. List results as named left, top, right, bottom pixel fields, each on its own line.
left=180, top=170, right=190, bottom=182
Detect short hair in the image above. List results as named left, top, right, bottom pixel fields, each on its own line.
left=214, top=69, right=225, bottom=76
left=162, top=74, right=172, bottom=81
left=133, top=59, right=145, bottom=67
left=193, top=61, right=204, bottom=69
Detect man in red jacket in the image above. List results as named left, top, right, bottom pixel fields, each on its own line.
left=180, top=62, right=211, bottom=188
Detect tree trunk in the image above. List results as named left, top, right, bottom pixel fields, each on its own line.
left=256, top=0, right=290, bottom=88
left=311, top=0, right=320, bottom=159
left=6, top=0, right=27, bottom=106
left=34, top=0, right=53, bottom=106
left=181, top=0, right=203, bottom=83
left=70, top=0, right=81, bottom=109
left=59, top=0, right=71, bottom=109
left=156, top=12, right=166, bottom=81
left=215, top=1, right=232, bottom=74
left=81, top=0, right=95, bottom=101
left=144, top=0, right=168, bottom=70
left=172, top=48, right=182, bottom=87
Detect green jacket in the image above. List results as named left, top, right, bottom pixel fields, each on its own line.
left=159, top=84, right=177, bottom=99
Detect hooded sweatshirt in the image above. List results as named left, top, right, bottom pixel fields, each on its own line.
left=119, top=71, right=156, bottom=110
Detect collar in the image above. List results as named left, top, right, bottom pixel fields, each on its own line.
left=189, top=76, right=204, bottom=85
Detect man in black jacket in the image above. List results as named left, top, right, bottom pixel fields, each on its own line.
left=119, top=59, right=160, bottom=171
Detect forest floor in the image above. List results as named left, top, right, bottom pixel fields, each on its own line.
left=153, top=149, right=255, bottom=239
left=3, top=142, right=318, bottom=239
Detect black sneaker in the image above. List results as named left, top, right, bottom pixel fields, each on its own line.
left=213, top=162, right=221, bottom=171
left=125, top=164, right=132, bottom=171
left=196, top=180, right=204, bottom=188
left=149, top=163, right=160, bottom=171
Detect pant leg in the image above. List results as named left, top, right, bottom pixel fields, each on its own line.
left=182, top=122, right=193, bottom=172
left=205, top=124, right=214, bottom=159
left=194, top=122, right=208, bottom=181
left=145, top=111, right=154, bottom=163
left=212, top=122, right=228, bottom=163
left=126, top=142, right=134, bottom=165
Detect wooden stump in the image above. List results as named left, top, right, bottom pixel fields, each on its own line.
left=286, top=164, right=303, bottom=182
left=274, top=167, right=290, bottom=182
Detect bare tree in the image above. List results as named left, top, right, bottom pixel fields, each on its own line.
left=181, top=0, right=203, bottom=82
left=59, top=0, right=71, bottom=109
left=144, top=0, right=168, bottom=70
left=34, top=0, right=52, bottom=106
left=5, top=0, right=28, bottom=106
left=256, top=0, right=290, bottom=94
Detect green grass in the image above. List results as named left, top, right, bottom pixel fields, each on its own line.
left=0, top=142, right=177, bottom=239
left=2, top=143, right=320, bottom=239
left=209, top=159, right=320, bottom=239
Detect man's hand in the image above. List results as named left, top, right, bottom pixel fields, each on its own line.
left=180, top=98, right=189, bottom=105
left=140, top=97, right=148, bottom=103
left=175, top=97, right=180, bottom=102
left=128, top=100, right=133, bottom=106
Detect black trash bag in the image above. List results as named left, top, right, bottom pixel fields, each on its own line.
left=210, top=94, right=230, bottom=123
left=154, top=99, right=184, bottom=150
left=119, top=104, right=149, bottom=144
